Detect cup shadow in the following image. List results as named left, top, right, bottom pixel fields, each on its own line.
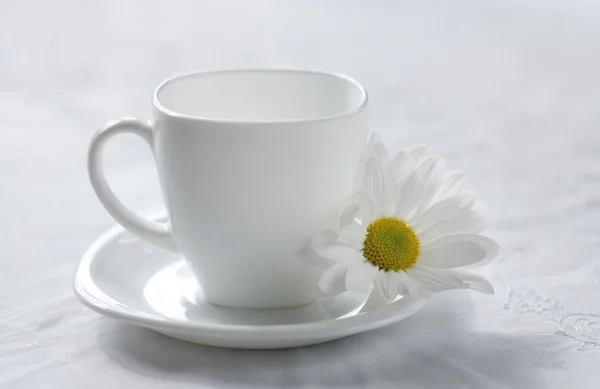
left=97, top=293, right=562, bottom=388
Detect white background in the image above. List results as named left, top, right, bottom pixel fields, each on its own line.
left=2, top=0, right=600, bottom=387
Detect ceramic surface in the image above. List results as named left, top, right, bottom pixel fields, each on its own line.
left=74, top=217, right=428, bottom=349
left=87, top=69, right=369, bottom=309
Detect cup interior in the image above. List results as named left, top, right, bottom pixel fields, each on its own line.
left=154, top=70, right=366, bottom=122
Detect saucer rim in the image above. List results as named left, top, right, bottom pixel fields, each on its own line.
left=74, top=216, right=428, bottom=336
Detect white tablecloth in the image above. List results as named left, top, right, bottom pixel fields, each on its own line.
left=2, top=0, right=600, bottom=387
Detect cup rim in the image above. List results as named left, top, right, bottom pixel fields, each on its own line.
left=152, top=68, right=368, bottom=124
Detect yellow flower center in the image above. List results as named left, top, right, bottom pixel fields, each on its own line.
left=363, top=217, right=420, bottom=272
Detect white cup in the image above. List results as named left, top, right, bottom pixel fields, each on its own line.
left=88, top=69, right=368, bottom=309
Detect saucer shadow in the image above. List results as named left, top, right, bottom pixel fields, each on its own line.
left=98, top=293, right=562, bottom=388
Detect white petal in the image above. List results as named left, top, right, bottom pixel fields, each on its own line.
left=372, top=144, right=389, bottom=167
left=394, top=169, right=420, bottom=220
left=339, top=202, right=360, bottom=231
left=360, top=283, right=394, bottom=313
left=358, top=157, right=386, bottom=212
left=310, top=230, right=338, bottom=253
left=355, top=132, right=388, bottom=195
left=408, top=145, right=427, bottom=161
left=319, top=265, right=349, bottom=295
left=448, top=270, right=495, bottom=294
left=418, top=210, right=486, bottom=245
left=374, top=144, right=389, bottom=165
left=412, top=191, right=475, bottom=233
left=310, top=234, right=365, bottom=263
left=366, top=132, right=389, bottom=163
left=420, top=234, right=499, bottom=268
left=383, top=151, right=410, bottom=214
left=367, top=132, right=383, bottom=153
left=397, top=271, right=420, bottom=296
left=405, top=264, right=465, bottom=294
left=394, top=156, right=435, bottom=219
left=338, top=191, right=375, bottom=229
left=377, top=271, right=402, bottom=300
left=345, top=261, right=378, bottom=293
left=435, top=170, right=467, bottom=200
left=295, top=243, right=336, bottom=269
left=410, top=156, right=446, bottom=219
left=397, top=156, right=444, bottom=221
left=418, top=234, right=496, bottom=269
left=339, top=223, right=367, bottom=249
left=386, top=151, right=412, bottom=184
left=354, top=155, right=367, bottom=192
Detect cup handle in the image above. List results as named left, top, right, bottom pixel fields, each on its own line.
left=88, top=118, right=178, bottom=252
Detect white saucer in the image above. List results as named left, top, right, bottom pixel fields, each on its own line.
left=74, top=217, right=427, bottom=349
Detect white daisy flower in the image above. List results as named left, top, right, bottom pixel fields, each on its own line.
left=305, top=133, right=499, bottom=311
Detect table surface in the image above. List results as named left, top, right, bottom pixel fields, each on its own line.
left=2, top=0, right=600, bottom=387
